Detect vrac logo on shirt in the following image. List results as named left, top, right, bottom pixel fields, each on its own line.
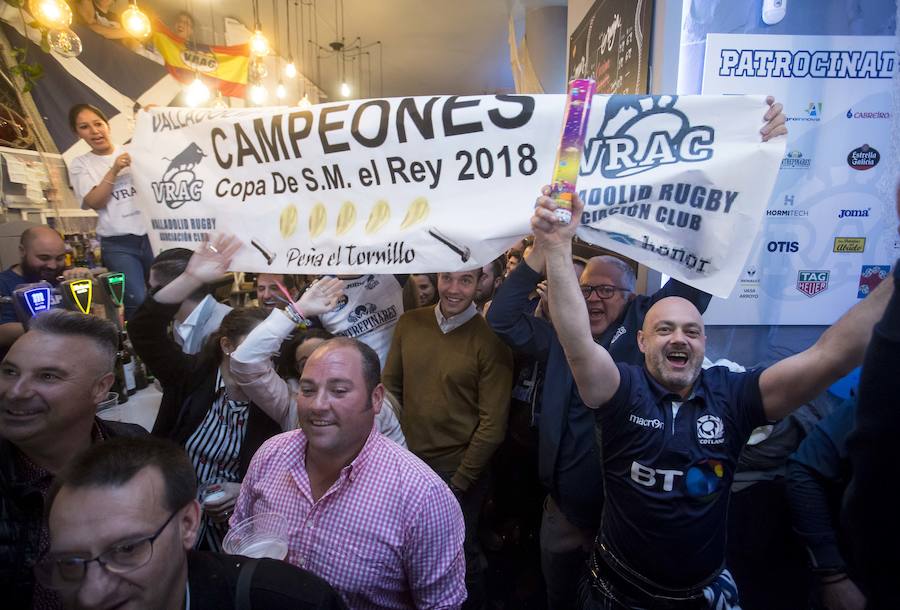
left=696, top=414, right=725, bottom=445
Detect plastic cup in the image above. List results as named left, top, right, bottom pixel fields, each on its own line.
left=96, top=392, right=120, bottom=421
left=222, top=512, right=289, bottom=560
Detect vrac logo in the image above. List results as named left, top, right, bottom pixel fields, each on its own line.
left=581, top=95, right=714, bottom=179
left=797, top=270, right=830, bottom=297
left=766, top=240, right=799, bottom=253
left=151, top=143, right=207, bottom=209
left=696, top=415, right=725, bottom=445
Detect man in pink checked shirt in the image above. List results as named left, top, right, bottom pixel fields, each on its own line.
left=231, top=337, right=467, bottom=609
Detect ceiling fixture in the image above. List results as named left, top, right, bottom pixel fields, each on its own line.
left=317, top=0, right=383, bottom=99
left=297, top=93, right=312, bottom=110
left=276, top=80, right=287, bottom=100
left=248, top=0, right=270, bottom=56
left=185, top=75, right=211, bottom=107
left=27, top=0, right=72, bottom=30
left=48, top=27, right=82, bottom=57
left=121, top=1, right=152, bottom=40
left=212, top=91, right=229, bottom=109
left=283, top=0, right=297, bottom=79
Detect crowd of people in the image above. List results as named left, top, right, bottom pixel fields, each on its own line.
left=0, top=93, right=897, bottom=610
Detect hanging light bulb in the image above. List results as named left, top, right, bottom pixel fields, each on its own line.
left=297, top=94, right=312, bottom=110
left=48, top=27, right=82, bottom=58
left=249, top=29, right=270, bottom=56
left=340, top=82, right=351, bottom=98
left=121, top=2, right=152, bottom=40
left=27, top=0, right=72, bottom=30
left=185, top=75, right=211, bottom=107
left=275, top=81, right=287, bottom=100
left=212, top=92, right=228, bottom=109
left=284, top=60, right=297, bottom=79
left=249, top=83, right=268, bottom=105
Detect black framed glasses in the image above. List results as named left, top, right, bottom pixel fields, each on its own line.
left=36, top=508, right=180, bottom=589
left=580, top=284, right=630, bottom=300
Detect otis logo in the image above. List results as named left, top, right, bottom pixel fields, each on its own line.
left=847, top=144, right=880, bottom=170
left=766, top=240, right=798, bottom=253
left=151, top=143, right=206, bottom=209
left=858, top=265, right=890, bottom=298
left=697, top=415, right=725, bottom=445
left=780, top=150, right=810, bottom=169
left=833, top=237, right=866, bottom=253
left=797, top=270, right=829, bottom=297
left=582, top=96, right=714, bottom=179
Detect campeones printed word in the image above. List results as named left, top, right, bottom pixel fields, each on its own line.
left=718, top=49, right=895, bottom=79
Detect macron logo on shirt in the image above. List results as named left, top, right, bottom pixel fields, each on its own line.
left=629, top=413, right=664, bottom=430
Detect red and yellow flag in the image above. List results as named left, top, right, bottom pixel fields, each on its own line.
left=151, top=19, right=249, bottom=97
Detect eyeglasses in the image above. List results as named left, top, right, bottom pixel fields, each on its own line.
left=580, top=284, right=630, bottom=300
left=36, top=508, right=180, bottom=589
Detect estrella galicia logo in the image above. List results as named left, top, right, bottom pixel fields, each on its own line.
left=150, top=143, right=206, bottom=209
left=347, top=303, right=376, bottom=324
left=697, top=414, right=725, bottom=445
left=847, top=144, right=880, bottom=171
left=581, top=95, right=714, bottom=179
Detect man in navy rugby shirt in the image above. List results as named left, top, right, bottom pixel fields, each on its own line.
left=531, top=192, right=894, bottom=609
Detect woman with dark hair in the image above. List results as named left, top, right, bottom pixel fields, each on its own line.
left=402, top=273, right=439, bottom=311
left=128, top=234, right=343, bottom=550
left=231, top=290, right=406, bottom=446
left=67, top=103, right=152, bottom=318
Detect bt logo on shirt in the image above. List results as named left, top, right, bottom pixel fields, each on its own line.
left=629, top=459, right=725, bottom=499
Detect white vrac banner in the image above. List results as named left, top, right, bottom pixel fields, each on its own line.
left=129, top=95, right=784, bottom=297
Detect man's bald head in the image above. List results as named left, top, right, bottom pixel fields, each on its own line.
left=18, top=226, right=66, bottom=283
left=638, top=297, right=706, bottom=398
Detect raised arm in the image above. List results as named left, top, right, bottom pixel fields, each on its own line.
left=485, top=246, right=555, bottom=359
left=230, top=278, right=344, bottom=430
left=532, top=189, right=620, bottom=408
left=758, top=272, right=893, bottom=420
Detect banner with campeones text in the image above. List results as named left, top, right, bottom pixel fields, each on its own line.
left=129, top=94, right=784, bottom=297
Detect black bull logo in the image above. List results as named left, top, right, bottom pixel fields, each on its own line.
left=162, top=143, right=207, bottom=181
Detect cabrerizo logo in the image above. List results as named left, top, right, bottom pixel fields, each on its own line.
left=581, top=95, right=714, bottom=179
left=151, top=143, right=206, bottom=209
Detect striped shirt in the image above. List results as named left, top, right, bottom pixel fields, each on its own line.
left=232, top=425, right=467, bottom=609
left=185, top=370, right=249, bottom=550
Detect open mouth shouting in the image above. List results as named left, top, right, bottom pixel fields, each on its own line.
left=665, top=349, right=690, bottom=368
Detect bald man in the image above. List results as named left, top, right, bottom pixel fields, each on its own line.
left=0, top=227, right=90, bottom=355
left=533, top=192, right=894, bottom=608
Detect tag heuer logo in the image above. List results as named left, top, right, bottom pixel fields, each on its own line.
left=796, top=270, right=829, bottom=297
left=833, top=237, right=866, bottom=253
left=697, top=414, right=725, bottom=445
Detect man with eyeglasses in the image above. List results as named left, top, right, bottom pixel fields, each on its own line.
left=487, top=230, right=710, bottom=609
left=41, top=436, right=346, bottom=609
left=0, top=310, right=145, bottom=610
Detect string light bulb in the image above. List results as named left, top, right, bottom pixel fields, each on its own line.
left=284, top=60, right=297, bottom=79
left=249, top=83, right=268, bottom=105
left=121, top=2, right=152, bottom=40
left=27, top=0, right=72, bottom=30
left=297, top=94, right=312, bottom=110
left=185, top=75, right=210, bottom=107
left=340, top=82, right=351, bottom=98
left=275, top=81, right=287, bottom=100
left=249, top=29, right=270, bottom=56
left=48, top=27, right=82, bottom=58
left=212, top=92, right=229, bottom=109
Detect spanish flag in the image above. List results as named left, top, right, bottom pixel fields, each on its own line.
left=151, top=19, right=249, bottom=97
